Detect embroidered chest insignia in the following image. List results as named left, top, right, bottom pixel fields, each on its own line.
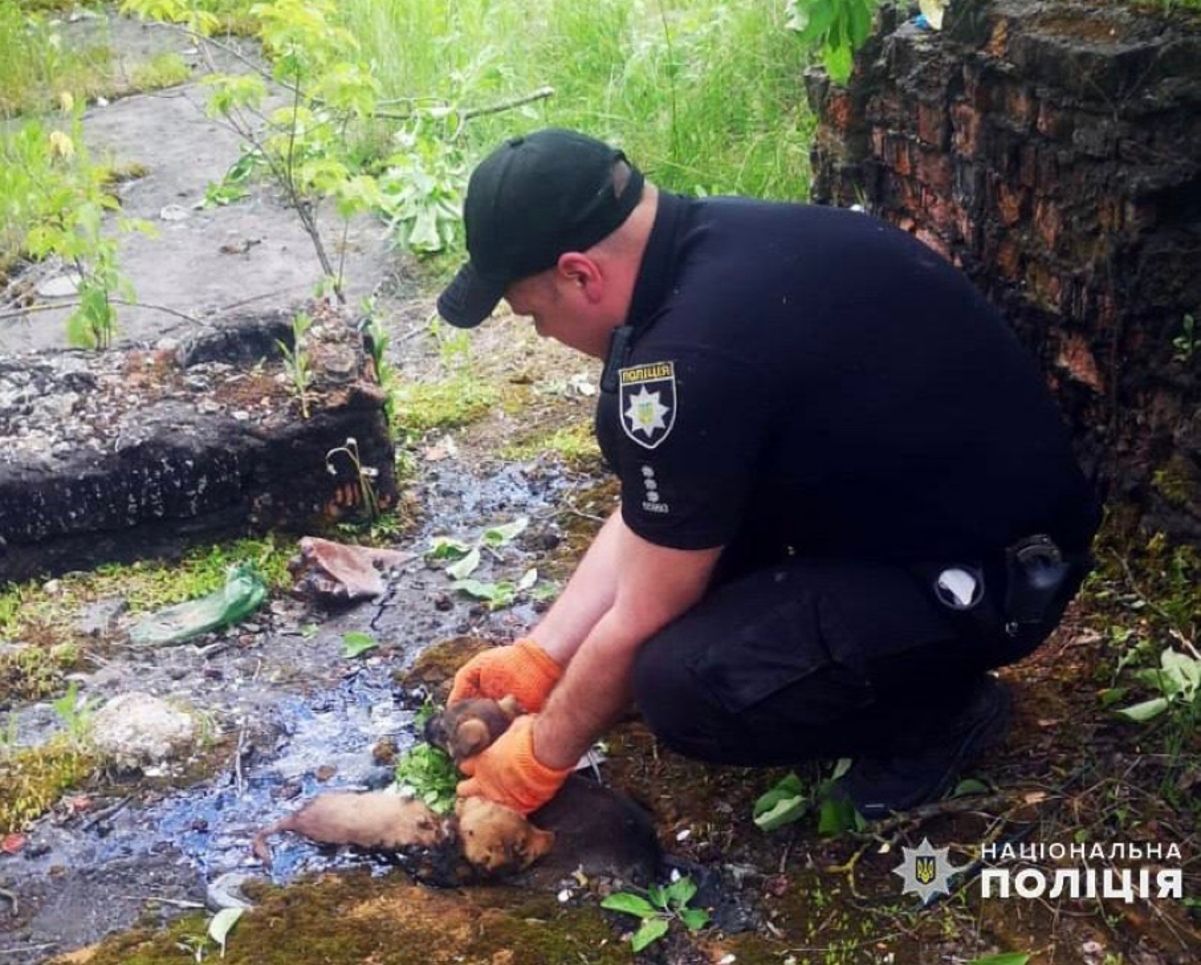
left=618, top=360, right=676, bottom=449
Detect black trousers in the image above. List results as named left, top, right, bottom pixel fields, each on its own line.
left=630, top=556, right=1083, bottom=766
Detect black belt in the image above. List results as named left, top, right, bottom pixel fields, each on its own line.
left=910, top=534, right=1093, bottom=641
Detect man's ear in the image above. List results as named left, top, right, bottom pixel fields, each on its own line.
left=556, top=252, right=603, bottom=302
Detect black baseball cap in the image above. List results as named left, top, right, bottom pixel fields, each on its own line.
left=437, top=128, right=645, bottom=329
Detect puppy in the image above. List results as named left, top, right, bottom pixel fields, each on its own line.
left=455, top=795, right=555, bottom=874
left=424, top=695, right=522, bottom=762
left=251, top=791, right=448, bottom=868
left=251, top=789, right=553, bottom=878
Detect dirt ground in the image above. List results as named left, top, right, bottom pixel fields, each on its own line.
left=1, top=12, right=1199, bottom=965
left=0, top=15, right=390, bottom=356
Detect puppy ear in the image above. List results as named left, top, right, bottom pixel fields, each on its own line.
left=453, top=719, right=490, bottom=759
left=497, top=694, right=522, bottom=719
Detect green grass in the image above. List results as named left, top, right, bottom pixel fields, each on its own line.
left=392, top=371, right=500, bottom=434
left=0, top=535, right=292, bottom=644
left=127, top=50, right=191, bottom=90
left=0, top=0, right=115, bottom=118
left=501, top=420, right=601, bottom=469
left=341, top=0, right=814, bottom=201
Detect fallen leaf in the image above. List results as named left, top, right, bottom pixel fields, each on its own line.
left=1, top=833, right=27, bottom=854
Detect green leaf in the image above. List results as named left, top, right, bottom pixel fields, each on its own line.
left=1161, top=649, right=1201, bottom=700
left=426, top=536, right=472, bottom=561
left=817, top=794, right=859, bottom=836
left=482, top=516, right=528, bottom=547
left=664, top=876, right=697, bottom=909
left=1098, top=687, right=1127, bottom=707
left=52, top=681, right=80, bottom=726
left=753, top=793, right=807, bottom=832
left=678, top=907, right=709, bottom=932
left=823, top=42, right=854, bottom=84
left=449, top=579, right=516, bottom=610
left=967, top=954, right=1030, bottom=965
left=393, top=743, right=457, bottom=814
left=631, top=916, right=670, bottom=952
left=753, top=771, right=806, bottom=819
left=830, top=757, right=852, bottom=781
left=1115, top=697, right=1171, bottom=722
left=208, top=907, right=243, bottom=958
left=646, top=883, right=667, bottom=908
left=600, top=892, right=659, bottom=919
left=951, top=777, right=991, bottom=798
left=446, top=546, right=481, bottom=580
left=341, top=631, right=378, bottom=658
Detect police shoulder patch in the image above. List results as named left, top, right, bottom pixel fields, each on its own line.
left=618, top=360, right=676, bottom=450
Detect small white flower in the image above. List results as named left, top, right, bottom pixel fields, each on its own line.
left=344, top=436, right=357, bottom=447
left=325, top=462, right=337, bottom=476
left=361, top=466, right=379, bottom=478
left=676, top=829, right=692, bottom=842
left=557, top=888, right=572, bottom=903
left=669, top=867, right=681, bottom=882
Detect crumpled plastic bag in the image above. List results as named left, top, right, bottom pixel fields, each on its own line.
left=130, top=563, right=267, bottom=647
left=288, top=536, right=413, bottom=602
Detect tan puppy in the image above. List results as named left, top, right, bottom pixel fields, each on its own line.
left=251, top=792, right=448, bottom=868
left=455, top=795, right=556, bottom=874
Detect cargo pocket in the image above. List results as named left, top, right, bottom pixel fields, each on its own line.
left=686, top=590, right=845, bottom=717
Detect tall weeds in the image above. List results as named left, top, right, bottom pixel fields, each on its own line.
left=340, top=0, right=814, bottom=200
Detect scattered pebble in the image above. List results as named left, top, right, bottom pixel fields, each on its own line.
left=159, top=204, right=189, bottom=221
left=91, top=692, right=197, bottom=769
left=372, top=737, right=398, bottom=766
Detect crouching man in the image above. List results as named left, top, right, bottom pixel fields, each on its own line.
left=438, top=129, right=1100, bottom=820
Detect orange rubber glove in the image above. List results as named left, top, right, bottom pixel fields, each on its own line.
left=457, top=714, right=572, bottom=816
left=448, top=638, right=562, bottom=712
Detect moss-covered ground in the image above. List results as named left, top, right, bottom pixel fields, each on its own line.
left=65, top=873, right=631, bottom=964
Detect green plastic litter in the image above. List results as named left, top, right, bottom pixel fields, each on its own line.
left=130, top=563, right=268, bottom=646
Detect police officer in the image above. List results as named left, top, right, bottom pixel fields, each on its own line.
left=437, top=128, right=1099, bottom=820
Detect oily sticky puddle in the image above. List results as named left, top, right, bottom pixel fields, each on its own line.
left=0, top=457, right=583, bottom=963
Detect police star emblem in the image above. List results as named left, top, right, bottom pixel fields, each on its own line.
left=892, top=837, right=960, bottom=904
left=618, top=360, right=676, bottom=450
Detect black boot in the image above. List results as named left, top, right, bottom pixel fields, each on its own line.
left=833, top=674, right=1013, bottom=821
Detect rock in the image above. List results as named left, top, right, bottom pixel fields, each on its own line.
left=372, top=736, right=398, bottom=766
left=76, top=597, right=128, bottom=638
left=0, top=317, right=398, bottom=582
left=91, top=692, right=197, bottom=769
left=159, top=204, right=189, bottom=221
left=36, top=273, right=81, bottom=299
left=395, top=636, right=495, bottom=703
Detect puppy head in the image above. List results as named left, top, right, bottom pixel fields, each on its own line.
left=455, top=797, right=555, bottom=874
left=426, top=696, right=526, bottom=762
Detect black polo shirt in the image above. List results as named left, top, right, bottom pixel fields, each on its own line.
left=594, top=192, right=1098, bottom=566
